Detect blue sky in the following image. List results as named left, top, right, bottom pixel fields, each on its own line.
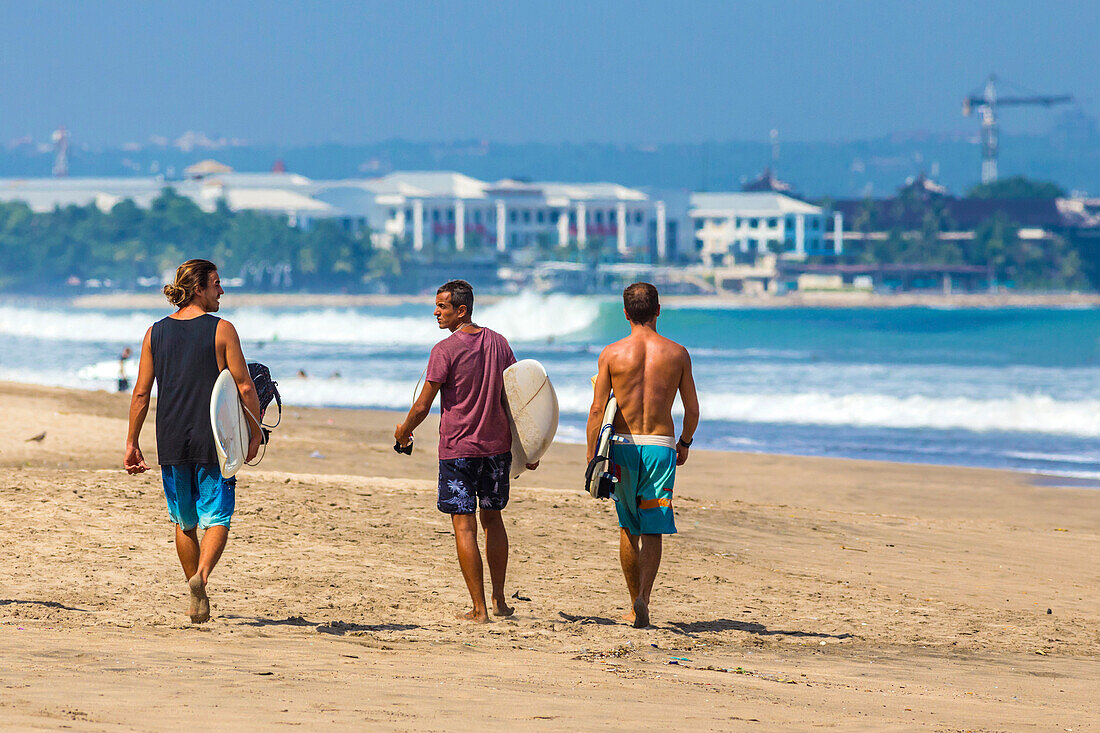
left=0, top=0, right=1094, bottom=145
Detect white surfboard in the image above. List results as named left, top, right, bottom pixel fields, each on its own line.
left=503, top=359, right=559, bottom=479
left=210, top=369, right=249, bottom=478
left=586, top=392, right=618, bottom=498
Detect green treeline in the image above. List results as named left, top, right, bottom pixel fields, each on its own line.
left=0, top=189, right=394, bottom=292
left=1, top=184, right=1098, bottom=292
left=847, top=185, right=1089, bottom=290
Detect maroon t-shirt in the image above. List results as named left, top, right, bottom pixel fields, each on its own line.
left=426, top=327, right=517, bottom=460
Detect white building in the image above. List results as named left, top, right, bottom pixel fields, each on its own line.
left=0, top=171, right=340, bottom=226
left=690, top=192, right=842, bottom=266
left=315, top=171, right=682, bottom=261
left=0, top=167, right=689, bottom=262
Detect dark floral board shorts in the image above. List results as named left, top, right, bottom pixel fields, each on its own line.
left=437, top=452, right=512, bottom=514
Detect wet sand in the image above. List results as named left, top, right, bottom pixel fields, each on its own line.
left=1, top=381, right=1098, bottom=730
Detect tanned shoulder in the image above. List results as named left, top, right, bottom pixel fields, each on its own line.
left=601, top=336, right=630, bottom=358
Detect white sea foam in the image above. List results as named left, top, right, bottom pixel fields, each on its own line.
left=553, top=424, right=587, bottom=445
left=0, top=293, right=601, bottom=346
left=1004, top=450, right=1100, bottom=465
left=1019, top=468, right=1100, bottom=481
left=550, top=383, right=1100, bottom=437
left=77, top=359, right=128, bottom=381
left=0, top=305, right=156, bottom=343
left=692, top=391, right=1100, bottom=437
left=274, top=376, right=424, bottom=409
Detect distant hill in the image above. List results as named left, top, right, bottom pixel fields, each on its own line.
left=4, top=121, right=1099, bottom=199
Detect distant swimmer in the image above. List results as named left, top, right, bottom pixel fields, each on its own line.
left=395, top=279, right=539, bottom=623
left=123, top=259, right=262, bottom=624
left=117, top=346, right=133, bottom=392
left=587, top=282, right=699, bottom=628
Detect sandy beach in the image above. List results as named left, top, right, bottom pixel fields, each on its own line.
left=1, top=380, right=1098, bottom=730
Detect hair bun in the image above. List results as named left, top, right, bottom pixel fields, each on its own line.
left=163, top=284, right=185, bottom=306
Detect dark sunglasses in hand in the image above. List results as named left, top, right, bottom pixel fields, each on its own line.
left=393, top=438, right=414, bottom=455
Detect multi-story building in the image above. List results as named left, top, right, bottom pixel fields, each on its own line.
left=690, top=192, right=842, bottom=266
left=311, top=172, right=686, bottom=262
left=0, top=166, right=688, bottom=263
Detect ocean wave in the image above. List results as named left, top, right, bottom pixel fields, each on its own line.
left=77, top=359, right=128, bottom=381
left=0, top=306, right=157, bottom=343
left=699, top=391, right=1100, bottom=437
left=1003, top=450, right=1100, bottom=465
left=0, top=293, right=602, bottom=346
left=553, top=424, right=587, bottom=445
left=1018, top=468, right=1100, bottom=481
left=550, top=384, right=1100, bottom=437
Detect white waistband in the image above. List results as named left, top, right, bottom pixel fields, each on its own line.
left=615, top=434, right=676, bottom=449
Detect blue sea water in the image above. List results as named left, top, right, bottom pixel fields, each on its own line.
left=2, top=295, right=1099, bottom=480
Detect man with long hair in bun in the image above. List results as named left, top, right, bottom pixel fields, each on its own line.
left=123, top=259, right=262, bottom=623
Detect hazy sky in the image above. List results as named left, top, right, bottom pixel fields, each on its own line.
left=0, top=0, right=1094, bottom=146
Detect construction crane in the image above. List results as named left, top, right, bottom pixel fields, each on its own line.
left=962, top=75, right=1072, bottom=184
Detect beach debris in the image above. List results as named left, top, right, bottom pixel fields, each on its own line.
left=309, top=450, right=325, bottom=459
left=572, top=644, right=639, bottom=662
left=1048, top=608, right=1053, bottom=614
left=511, top=591, right=531, bottom=602
left=25, top=431, right=46, bottom=442
left=1054, top=528, right=1068, bottom=532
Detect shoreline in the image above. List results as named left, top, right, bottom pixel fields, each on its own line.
left=45, top=289, right=1100, bottom=309
left=1, top=378, right=1095, bottom=491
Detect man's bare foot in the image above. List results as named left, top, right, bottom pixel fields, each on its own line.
left=632, top=597, right=650, bottom=628
left=491, top=598, right=514, bottom=617
left=456, top=608, right=490, bottom=624
left=187, top=574, right=210, bottom=624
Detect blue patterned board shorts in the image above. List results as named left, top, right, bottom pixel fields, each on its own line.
left=161, top=463, right=236, bottom=530
left=609, top=442, right=677, bottom=536
left=437, top=452, right=511, bottom=515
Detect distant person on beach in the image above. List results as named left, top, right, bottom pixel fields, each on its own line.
left=395, top=279, right=539, bottom=623
left=587, top=282, right=699, bottom=628
left=117, top=347, right=133, bottom=392
left=123, top=259, right=262, bottom=624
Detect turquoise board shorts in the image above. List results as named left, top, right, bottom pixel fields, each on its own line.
left=161, top=463, right=236, bottom=530
left=609, top=436, right=677, bottom=536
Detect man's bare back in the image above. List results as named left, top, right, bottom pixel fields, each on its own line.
left=602, top=330, right=690, bottom=438
left=586, top=301, right=699, bottom=467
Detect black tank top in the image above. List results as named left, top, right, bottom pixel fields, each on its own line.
left=151, top=314, right=221, bottom=465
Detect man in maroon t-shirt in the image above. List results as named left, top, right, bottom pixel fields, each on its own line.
left=395, top=280, right=538, bottom=623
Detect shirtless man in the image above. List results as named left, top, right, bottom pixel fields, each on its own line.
left=587, top=282, right=699, bottom=628
left=124, top=259, right=261, bottom=623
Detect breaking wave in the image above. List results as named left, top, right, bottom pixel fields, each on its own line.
left=0, top=293, right=602, bottom=346
left=550, top=385, right=1100, bottom=438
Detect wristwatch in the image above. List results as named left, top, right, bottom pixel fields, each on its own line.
left=677, top=436, right=693, bottom=448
